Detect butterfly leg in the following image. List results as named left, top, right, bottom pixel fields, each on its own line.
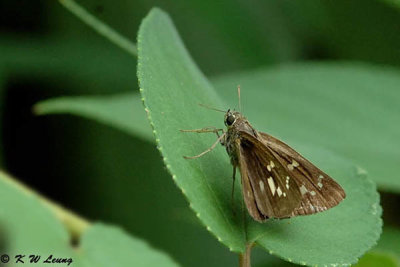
left=183, top=133, right=226, bottom=159
left=231, top=165, right=236, bottom=216
left=180, top=127, right=224, bottom=136
left=181, top=127, right=226, bottom=147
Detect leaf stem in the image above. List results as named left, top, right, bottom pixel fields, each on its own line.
left=239, top=242, right=253, bottom=267
left=0, top=170, right=90, bottom=241
left=59, top=0, right=138, bottom=57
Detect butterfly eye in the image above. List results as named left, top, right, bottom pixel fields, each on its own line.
left=225, top=114, right=235, bottom=126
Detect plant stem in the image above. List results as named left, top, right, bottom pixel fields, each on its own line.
left=0, top=171, right=90, bottom=241
left=59, top=0, right=138, bottom=57
left=239, top=242, right=253, bottom=267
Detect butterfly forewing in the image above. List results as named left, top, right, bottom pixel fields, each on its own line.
left=259, top=132, right=346, bottom=216
left=237, top=132, right=304, bottom=220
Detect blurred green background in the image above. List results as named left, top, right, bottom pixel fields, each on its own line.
left=1, top=0, right=400, bottom=266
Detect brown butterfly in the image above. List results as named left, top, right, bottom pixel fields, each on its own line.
left=181, top=88, right=346, bottom=222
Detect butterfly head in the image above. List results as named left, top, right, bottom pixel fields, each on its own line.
left=224, top=109, right=242, bottom=127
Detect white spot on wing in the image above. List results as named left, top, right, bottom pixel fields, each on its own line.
left=319, top=175, right=324, bottom=179
left=300, top=185, right=308, bottom=195
left=318, top=182, right=323, bottom=188
left=270, top=161, right=275, bottom=168
left=277, top=187, right=283, bottom=197
left=283, top=192, right=286, bottom=197
left=267, top=165, right=271, bottom=172
left=287, top=164, right=294, bottom=171
left=292, top=160, right=299, bottom=167
left=310, top=191, right=316, bottom=196
left=268, top=177, right=276, bottom=196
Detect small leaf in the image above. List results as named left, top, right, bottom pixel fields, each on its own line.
left=0, top=170, right=179, bottom=267
left=34, top=93, right=152, bottom=143
left=0, top=170, right=76, bottom=260
left=81, top=223, right=179, bottom=267
left=137, top=8, right=382, bottom=266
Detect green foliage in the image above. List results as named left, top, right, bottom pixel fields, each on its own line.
left=0, top=171, right=179, bottom=267
left=0, top=38, right=137, bottom=95
left=381, top=0, right=400, bottom=10
left=3, top=1, right=400, bottom=266
left=81, top=224, right=179, bottom=267
left=34, top=64, right=400, bottom=194
left=374, top=227, right=400, bottom=257
left=137, top=8, right=382, bottom=265
left=0, top=73, right=4, bottom=167
left=0, top=170, right=74, bottom=260
left=354, top=252, right=399, bottom=267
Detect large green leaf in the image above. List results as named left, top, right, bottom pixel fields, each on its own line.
left=212, top=64, right=400, bottom=193
left=0, top=170, right=179, bottom=267
left=138, top=7, right=244, bottom=252
left=137, top=8, right=382, bottom=266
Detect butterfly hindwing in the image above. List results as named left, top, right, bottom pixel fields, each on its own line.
left=236, top=139, right=265, bottom=222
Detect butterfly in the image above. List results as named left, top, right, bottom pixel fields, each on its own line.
left=181, top=88, right=346, bottom=222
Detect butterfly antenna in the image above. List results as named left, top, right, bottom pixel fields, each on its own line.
left=198, top=103, right=225, bottom=113
left=237, top=85, right=242, bottom=112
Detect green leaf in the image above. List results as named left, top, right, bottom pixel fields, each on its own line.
left=34, top=93, right=152, bottom=143
left=0, top=170, right=77, bottom=262
left=138, top=7, right=244, bottom=252
left=81, top=223, right=179, bottom=267
left=137, top=8, right=382, bottom=266
left=0, top=71, right=5, bottom=167
left=212, top=64, right=400, bottom=193
left=353, top=251, right=399, bottom=267
left=374, top=226, right=400, bottom=257
left=356, top=226, right=400, bottom=267
left=0, top=170, right=179, bottom=267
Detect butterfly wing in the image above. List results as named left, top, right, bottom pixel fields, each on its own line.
left=236, top=133, right=304, bottom=220
left=259, top=132, right=346, bottom=216
left=236, top=139, right=265, bottom=222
